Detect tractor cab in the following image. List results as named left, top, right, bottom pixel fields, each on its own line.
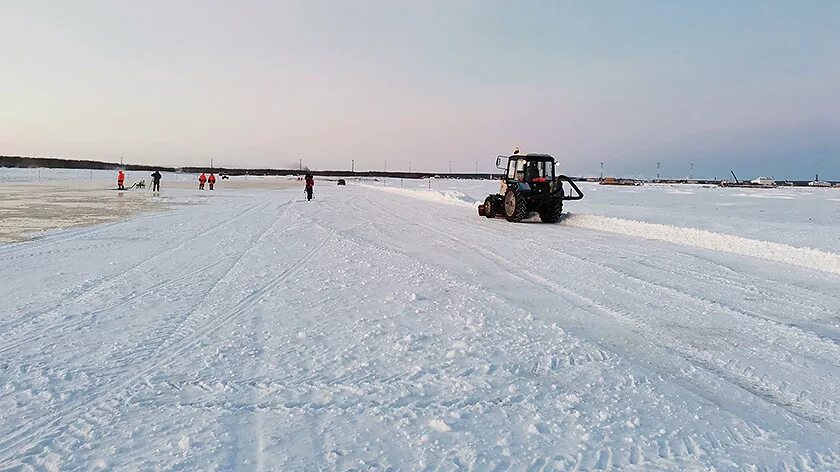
left=498, top=154, right=555, bottom=183
left=496, top=154, right=560, bottom=197
left=480, top=152, right=584, bottom=223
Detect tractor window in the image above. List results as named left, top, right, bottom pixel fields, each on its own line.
left=507, top=159, right=517, bottom=179
left=525, top=161, right=540, bottom=181
left=540, top=161, right=554, bottom=180
left=523, top=160, right=554, bottom=181
left=514, top=159, right=526, bottom=180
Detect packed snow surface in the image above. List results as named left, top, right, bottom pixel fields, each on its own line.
left=2, top=172, right=840, bottom=470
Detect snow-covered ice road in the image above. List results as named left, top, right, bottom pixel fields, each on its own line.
left=2, top=182, right=840, bottom=470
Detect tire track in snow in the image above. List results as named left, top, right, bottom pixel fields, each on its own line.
left=119, top=199, right=298, bottom=366
left=0, top=255, right=234, bottom=357
left=0, top=196, right=280, bottom=333
left=360, top=194, right=840, bottom=464
left=447, top=212, right=840, bottom=353
left=0, top=223, right=334, bottom=467
left=0, top=197, right=294, bottom=458
left=0, top=209, right=167, bottom=259
left=387, top=197, right=840, bottom=428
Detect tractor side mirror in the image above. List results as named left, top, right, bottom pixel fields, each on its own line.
left=495, top=155, right=506, bottom=170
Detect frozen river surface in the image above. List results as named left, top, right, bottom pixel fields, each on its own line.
left=1, top=172, right=840, bottom=470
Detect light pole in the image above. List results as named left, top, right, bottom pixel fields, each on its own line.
left=351, top=159, right=355, bottom=173
left=299, top=158, right=302, bottom=172
left=690, top=162, right=695, bottom=180
left=656, top=161, right=661, bottom=181
left=600, top=161, right=604, bottom=180
left=449, top=161, right=452, bottom=174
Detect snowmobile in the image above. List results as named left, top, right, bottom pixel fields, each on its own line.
left=478, top=153, right=583, bottom=223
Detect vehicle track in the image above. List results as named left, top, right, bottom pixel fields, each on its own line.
left=439, top=211, right=840, bottom=351
left=362, top=195, right=840, bottom=435
left=0, top=223, right=333, bottom=466
left=0, top=255, right=234, bottom=356
left=0, top=210, right=167, bottom=259
left=0, top=197, right=282, bottom=333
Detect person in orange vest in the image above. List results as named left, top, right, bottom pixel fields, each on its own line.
left=117, top=170, right=125, bottom=190
left=199, top=172, right=207, bottom=190
left=208, top=173, right=216, bottom=190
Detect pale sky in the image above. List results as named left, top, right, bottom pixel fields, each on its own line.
left=1, top=1, right=838, bottom=178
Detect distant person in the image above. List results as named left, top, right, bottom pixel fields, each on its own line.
left=304, top=173, right=314, bottom=201
left=208, top=173, right=216, bottom=190
left=199, top=172, right=207, bottom=190
left=151, top=170, right=162, bottom=193
left=117, top=170, right=125, bottom=190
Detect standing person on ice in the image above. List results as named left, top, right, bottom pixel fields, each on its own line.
left=151, top=170, right=162, bottom=193
left=208, top=173, right=216, bottom=190
left=304, top=173, right=314, bottom=201
left=198, top=172, right=207, bottom=190
left=117, top=170, right=125, bottom=190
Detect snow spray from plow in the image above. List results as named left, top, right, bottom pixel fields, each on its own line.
left=562, top=214, right=840, bottom=276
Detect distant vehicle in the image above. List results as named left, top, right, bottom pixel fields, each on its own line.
left=720, top=171, right=777, bottom=188
left=337, top=179, right=346, bottom=186
left=808, top=174, right=831, bottom=187
left=478, top=152, right=583, bottom=223
left=750, top=176, right=777, bottom=187
left=600, top=177, right=643, bottom=186
left=220, top=174, right=229, bottom=180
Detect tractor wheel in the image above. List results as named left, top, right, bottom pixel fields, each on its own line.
left=539, top=200, right=563, bottom=223
left=503, top=188, right=528, bottom=222
left=484, top=197, right=496, bottom=218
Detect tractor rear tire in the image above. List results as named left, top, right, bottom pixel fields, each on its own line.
left=539, top=200, right=563, bottom=223
left=504, top=188, right=528, bottom=222
left=484, top=197, right=496, bottom=218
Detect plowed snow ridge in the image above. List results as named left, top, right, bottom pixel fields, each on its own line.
left=370, top=185, right=840, bottom=276
left=359, top=183, right=477, bottom=206
left=562, top=214, right=840, bottom=276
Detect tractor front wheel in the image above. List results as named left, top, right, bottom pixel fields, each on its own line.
left=484, top=197, right=497, bottom=218
left=504, top=188, right=528, bottom=222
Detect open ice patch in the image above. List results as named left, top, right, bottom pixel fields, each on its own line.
left=563, top=214, right=840, bottom=276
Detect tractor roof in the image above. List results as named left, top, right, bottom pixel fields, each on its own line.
left=509, top=153, right=555, bottom=161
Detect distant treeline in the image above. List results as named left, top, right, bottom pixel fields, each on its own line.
left=0, top=155, right=505, bottom=180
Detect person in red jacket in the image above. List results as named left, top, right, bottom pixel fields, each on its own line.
left=117, top=170, right=125, bottom=190
left=208, top=173, right=216, bottom=190
left=198, top=173, right=207, bottom=190
left=304, top=173, right=314, bottom=201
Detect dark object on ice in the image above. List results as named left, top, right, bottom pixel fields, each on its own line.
left=719, top=170, right=778, bottom=188
left=305, top=174, right=314, bottom=201
left=599, top=177, right=642, bottom=186
left=151, top=171, right=162, bottom=192
left=478, top=153, right=583, bottom=223
left=337, top=179, right=346, bottom=186
left=220, top=173, right=229, bottom=180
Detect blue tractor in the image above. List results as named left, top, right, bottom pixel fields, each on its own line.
left=478, top=153, right=584, bottom=223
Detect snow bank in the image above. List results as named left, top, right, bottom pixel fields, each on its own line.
left=358, top=183, right=478, bottom=207
left=563, top=213, right=840, bottom=276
